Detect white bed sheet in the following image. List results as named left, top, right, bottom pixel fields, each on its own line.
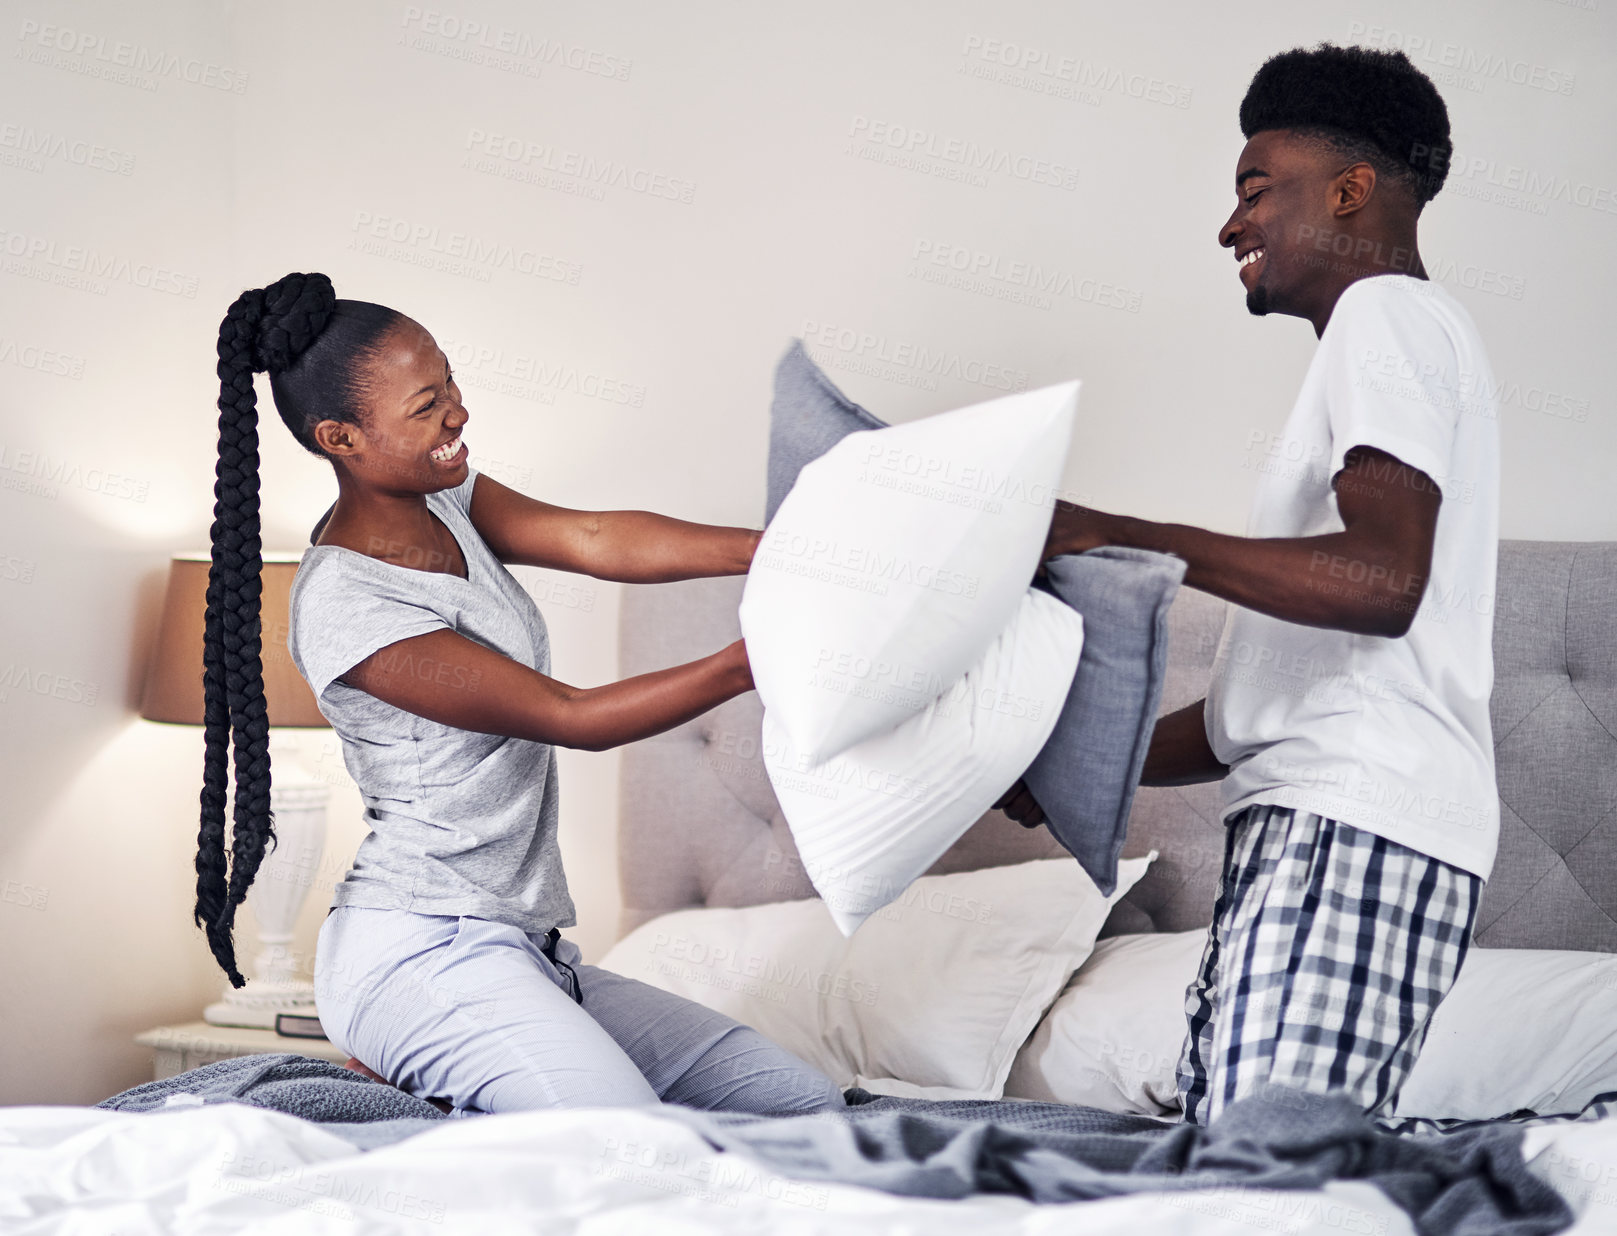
left=0, top=1100, right=1433, bottom=1236
left=1524, top=1119, right=1617, bottom=1236
left=12, top=1099, right=1617, bottom=1234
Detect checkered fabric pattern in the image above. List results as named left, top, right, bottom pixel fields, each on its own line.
left=1177, top=803, right=1482, bottom=1128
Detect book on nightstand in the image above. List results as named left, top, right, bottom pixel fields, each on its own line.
left=274, top=1012, right=328, bottom=1040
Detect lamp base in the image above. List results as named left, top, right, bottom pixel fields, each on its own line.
left=203, top=978, right=320, bottom=1031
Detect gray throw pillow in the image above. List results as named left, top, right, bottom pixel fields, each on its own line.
left=1024, top=548, right=1186, bottom=894
left=764, top=336, right=1186, bottom=895
left=766, top=338, right=887, bottom=523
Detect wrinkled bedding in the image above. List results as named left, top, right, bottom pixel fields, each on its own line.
left=75, top=1053, right=1581, bottom=1235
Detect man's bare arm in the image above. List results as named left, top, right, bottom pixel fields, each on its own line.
left=1140, top=698, right=1228, bottom=786
left=1046, top=445, right=1442, bottom=637
left=995, top=697, right=1226, bottom=829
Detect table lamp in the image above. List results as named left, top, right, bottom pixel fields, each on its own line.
left=141, top=551, right=332, bottom=1029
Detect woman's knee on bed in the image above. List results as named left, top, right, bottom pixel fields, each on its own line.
left=316, top=908, right=661, bottom=1113
left=663, top=1023, right=847, bottom=1115
left=570, top=958, right=846, bottom=1114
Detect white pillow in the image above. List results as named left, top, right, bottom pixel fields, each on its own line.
left=1004, top=932, right=1617, bottom=1124
left=598, top=855, right=1153, bottom=1101
left=1395, top=947, right=1617, bottom=1120
left=763, top=586, right=1084, bottom=936
left=1003, top=930, right=1203, bottom=1115
left=739, top=380, right=1079, bottom=764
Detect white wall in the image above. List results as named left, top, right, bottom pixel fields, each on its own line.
left=2, top=0, right=1611, bottom=1105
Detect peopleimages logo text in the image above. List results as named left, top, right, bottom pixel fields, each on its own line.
left=15, top=19, right=250, bottom=92
left=848, top=117, right=1079, bottom=191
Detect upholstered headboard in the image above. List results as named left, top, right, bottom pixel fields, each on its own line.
left=616, top=541, right=1617, bottom=951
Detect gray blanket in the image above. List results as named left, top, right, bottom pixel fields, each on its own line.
left=99, top=1055, right=1571, bottom=1234
left=674, top=1087, right=1570, bottom=1236
left=97, top=1053, right=448, bottom=1150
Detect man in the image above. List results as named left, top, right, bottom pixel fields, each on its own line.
left=1004, top=43, right=1500, bottom=1126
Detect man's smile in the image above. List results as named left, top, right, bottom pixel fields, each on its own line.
left=1238, top=245, right=1267, bottom=285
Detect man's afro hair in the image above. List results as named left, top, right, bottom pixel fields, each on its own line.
left=1240, top=43, right=1452, bottom=209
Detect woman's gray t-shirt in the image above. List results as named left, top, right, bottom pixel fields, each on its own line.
left=286, top=465, right=574, bottom=934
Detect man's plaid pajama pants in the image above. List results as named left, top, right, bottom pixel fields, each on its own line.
left=1176, top=802, right=1483, bottom=1127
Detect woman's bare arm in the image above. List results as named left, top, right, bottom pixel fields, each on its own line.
left=337, top=628, right=752, bottom=752
left=468, top=470, right=761, bottom=582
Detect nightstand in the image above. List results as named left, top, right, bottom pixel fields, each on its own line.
left=135, top=1021, right=350, bottom=1080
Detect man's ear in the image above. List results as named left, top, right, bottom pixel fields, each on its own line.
left=1331, top=161, right=1377, bottom=220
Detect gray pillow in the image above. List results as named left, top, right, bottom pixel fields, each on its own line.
left=1024, top=549, right=1186, bottom=894
left=766, top=338, right=887, bottom=523
left=764, top=336, right=1185, bottom=895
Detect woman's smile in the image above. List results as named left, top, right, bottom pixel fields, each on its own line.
left=430, top=434, right=466, bottom=465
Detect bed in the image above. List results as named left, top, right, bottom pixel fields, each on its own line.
left=7, top=539, right=1617, bottom=1235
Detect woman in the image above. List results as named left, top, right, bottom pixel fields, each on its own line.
left=198, top=270, right=845, bottom=1118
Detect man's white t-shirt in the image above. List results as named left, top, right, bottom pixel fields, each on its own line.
left=1205, top=274, right=1501, bottom=881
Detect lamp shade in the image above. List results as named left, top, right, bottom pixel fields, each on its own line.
left=140, top=552, right=327, bottom=727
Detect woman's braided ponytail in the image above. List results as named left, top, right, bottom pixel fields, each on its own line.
left=199, top=273, right=336, bottom=985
